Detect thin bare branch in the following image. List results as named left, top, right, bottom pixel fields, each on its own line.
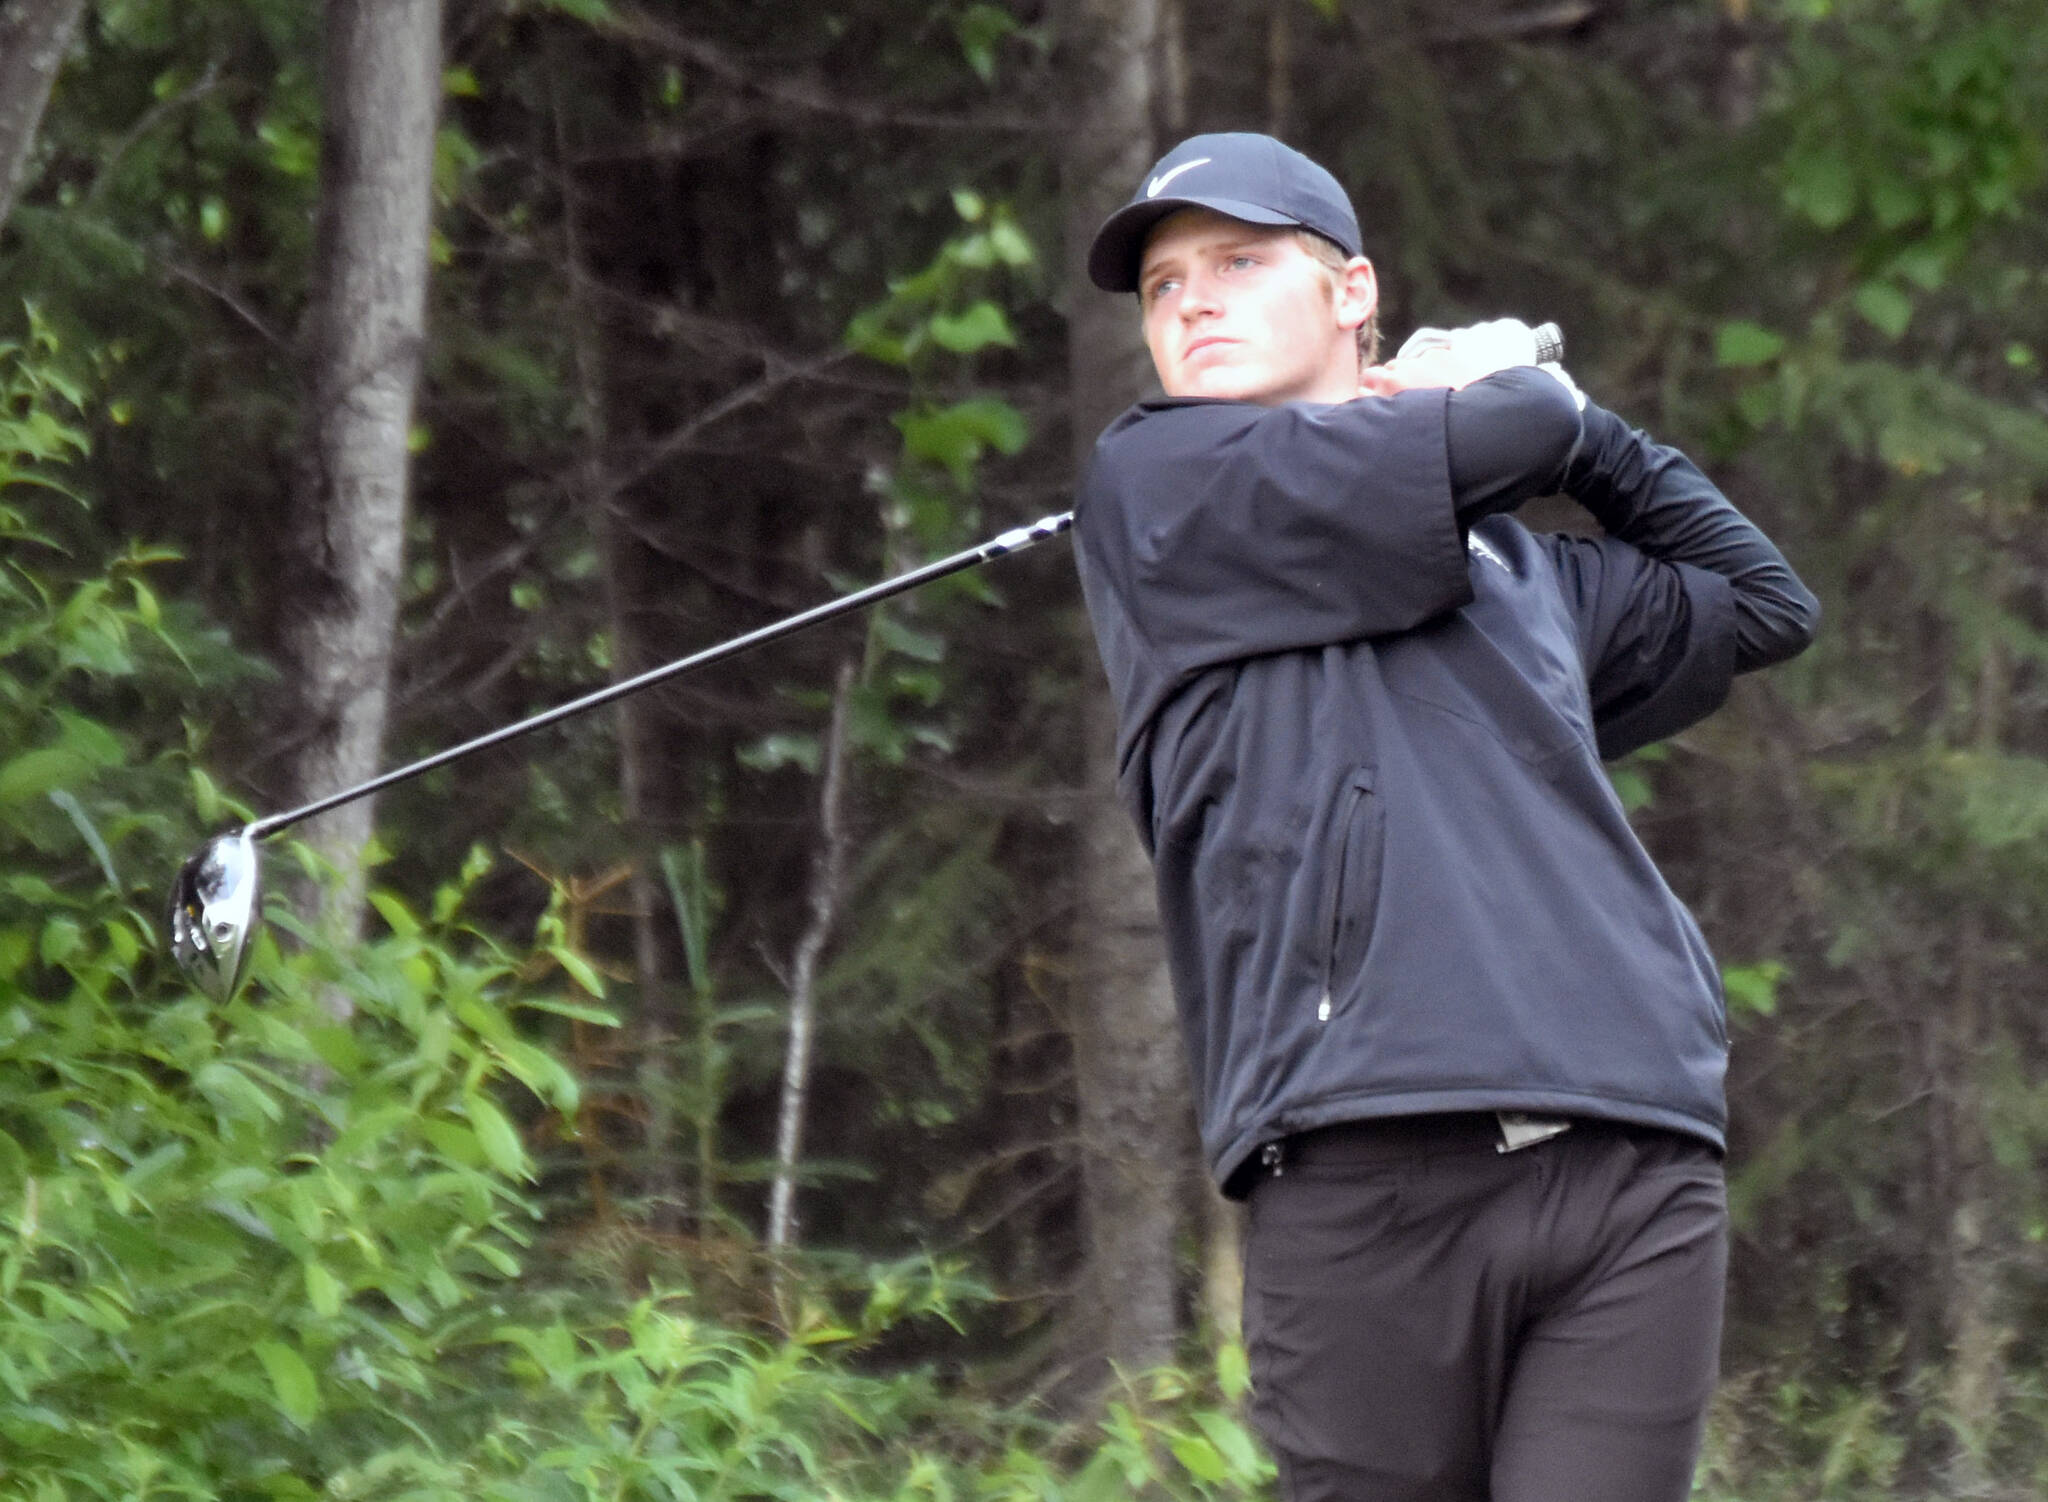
left=158, top=258, right=287, bottom=347
left=1423, top=2, right=1598, bottom=44
left=601, top=5, right=1046, bottom=134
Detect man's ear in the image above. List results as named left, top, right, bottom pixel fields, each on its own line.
left=1335, top=256, right=1378, bottom=334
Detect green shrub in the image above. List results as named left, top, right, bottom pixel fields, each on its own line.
left=0, top=322, right=1281, bottom=1502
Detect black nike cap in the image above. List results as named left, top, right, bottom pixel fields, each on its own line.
left=1087, top=132, right=1364, bottom=293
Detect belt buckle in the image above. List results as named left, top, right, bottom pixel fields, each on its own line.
left=1495, top=1111, right=1571, bottom=1153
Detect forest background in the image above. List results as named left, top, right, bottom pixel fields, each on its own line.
left=2, top=0, right=2047, bottom=1497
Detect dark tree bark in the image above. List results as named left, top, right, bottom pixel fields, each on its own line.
left=0, top=0, right=87, bottom=235
left=551, top=68, right=692, bottom=1232
left=1928, top=630, right=2014, bottom=1493
left=278, top=0, right=443, bottom=1009
left=1057, top=0, right=1195, bottom=1394
left=559, top=79, right=810, bottom=1233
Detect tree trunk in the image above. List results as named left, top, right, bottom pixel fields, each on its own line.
left=0, top=0, right=86, bottom=235
left=1058, top=0, right=1193, bottom=1395
left=278, top=0, right=442, bottom=1012
left=1932, top=631, right=2015, bottom=1494
left=768, top=658, right=857, bottom=1314
left=1265, top=0, right=1293, bottom=140
left=551, top=67, right=689, bottom=1233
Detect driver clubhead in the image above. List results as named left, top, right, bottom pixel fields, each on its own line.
left=169, top=830, right=262, bottom=1002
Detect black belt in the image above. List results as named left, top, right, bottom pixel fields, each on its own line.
left=1257, top=1111, right=1574, bottom=1177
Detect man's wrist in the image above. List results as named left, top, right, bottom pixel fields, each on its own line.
left=1563, top=404, right=1662, bottom=535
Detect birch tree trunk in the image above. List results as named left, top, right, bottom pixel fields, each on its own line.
left=0, top=0, right=87, bottom=234
left=277, top=0, right=442, bottom=1013
left=768, top=659, right=857, bottom=1320
left=1058, top=0, right=1194, bottom=1392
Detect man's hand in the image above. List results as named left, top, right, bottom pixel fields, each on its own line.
left=1360, top=324, right=1507, bottom=395
left=1360, top=318, right=1584, bottom=410
left=1358, top=341, right=1481, bottom=396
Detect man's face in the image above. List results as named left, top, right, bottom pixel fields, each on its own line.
left=1138, top=209, right=1376, bottom=406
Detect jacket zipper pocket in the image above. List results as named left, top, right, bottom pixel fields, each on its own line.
left=1317, top=770, right=1377, bottom=1024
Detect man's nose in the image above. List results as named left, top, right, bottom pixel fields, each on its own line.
left=1179, top=276, right=1222, bottom=320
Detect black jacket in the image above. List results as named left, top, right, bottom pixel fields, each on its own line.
left=1073, top=369, right=1819, bottom=1193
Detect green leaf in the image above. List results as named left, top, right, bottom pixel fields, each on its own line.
left=844, top=308, right=909, bottom=366
left=55, top=709, right=125, bottom=767
left=38, top=917, right=83, bottom=967
left=254, top=1341, right=321, bottom=1427
left=928, top=301, right=1016, bottom=354
left=1714, top=321, right=1786, bottom=368
left=896, top=398, right=1029, bottom=483
left=0, top=748, right=87, bottom=804
left=953, top=5, right=1018, bottom=83
left=473, top=1241, right=522, bottom=1278
left=494, top=1037, right=581, bottom=1112
left=305, top=1262, right=345, bottom=1317
left=1194, top=1408, right=1268, bottom=1478
left=465, top=1091, right=530, bottom=1180
left=875, top=613, right=945, bottom=664
left=1070, top=1450, right=1132, bottom=1502
left=422, top=1117, right=485, bottom=1168
left=48, top=791, right=118, bottom=890
left=738, top=731, right=822, bottom=774
left=987, top=216, right=1035, bottom=267
left=369, top=891, right=421, bottom=936
left=1171, top=1434, right=1230, bottom=1483
left=195, top=1062, right=284, bottom=1125
left=190, top=766, right=224, bottom=825
left=1783, top=150, right=1857, bottom=229
left=514, top=995, right=620, bottom=1026
left=1853, top=281, right=1913, bottom=338
left=546, top=944, right=606, bottom=997
left=0, top=930, right=28, bottom=981
left=1724, top=960, right=1788, bottom=1019
left=944, top=396, right=1028, bottom=453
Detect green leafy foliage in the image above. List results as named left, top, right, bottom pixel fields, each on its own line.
left=0, top=352, right=1246, bottom=1496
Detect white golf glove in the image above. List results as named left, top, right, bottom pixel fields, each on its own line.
left=1395, top=319, right=1585, bottom=410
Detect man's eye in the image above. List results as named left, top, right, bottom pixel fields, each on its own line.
left=1227, top=254, right=1258, bottom=270
left=1147, top=278, right=1180, bottom=302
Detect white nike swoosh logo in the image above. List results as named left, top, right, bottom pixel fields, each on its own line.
left=1146, top=158, right=1211, bottom=198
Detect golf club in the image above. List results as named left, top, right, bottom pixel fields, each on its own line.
left=168, top=319, right=1563, bottom=1001
left=168, top=509, right=1075, bottom=1001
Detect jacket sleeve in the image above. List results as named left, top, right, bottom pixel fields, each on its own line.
left=1546, top=404, right=1821, bottom=758
left=1076, top=391, right=1471, bottom=690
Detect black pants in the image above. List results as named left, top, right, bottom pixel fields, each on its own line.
left=1242, top=1114, right=1726, bottom=1502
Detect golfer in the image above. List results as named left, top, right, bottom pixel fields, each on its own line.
left=1072, top=132, right=1819, bottom=1502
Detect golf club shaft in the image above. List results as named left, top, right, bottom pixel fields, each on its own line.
left=247, top=510, right=1075, bottom=842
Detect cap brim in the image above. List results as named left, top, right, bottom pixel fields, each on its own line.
left=1087, top=196, right=1301, bottom=293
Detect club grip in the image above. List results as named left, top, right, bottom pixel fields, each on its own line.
left=1531, top=321, right=1564, bottom=365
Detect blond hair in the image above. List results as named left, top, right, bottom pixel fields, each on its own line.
left=1293, top=230, right=1379, bottom=368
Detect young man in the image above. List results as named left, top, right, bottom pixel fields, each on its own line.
left=1072, top=132, right=1820, bottom=1502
